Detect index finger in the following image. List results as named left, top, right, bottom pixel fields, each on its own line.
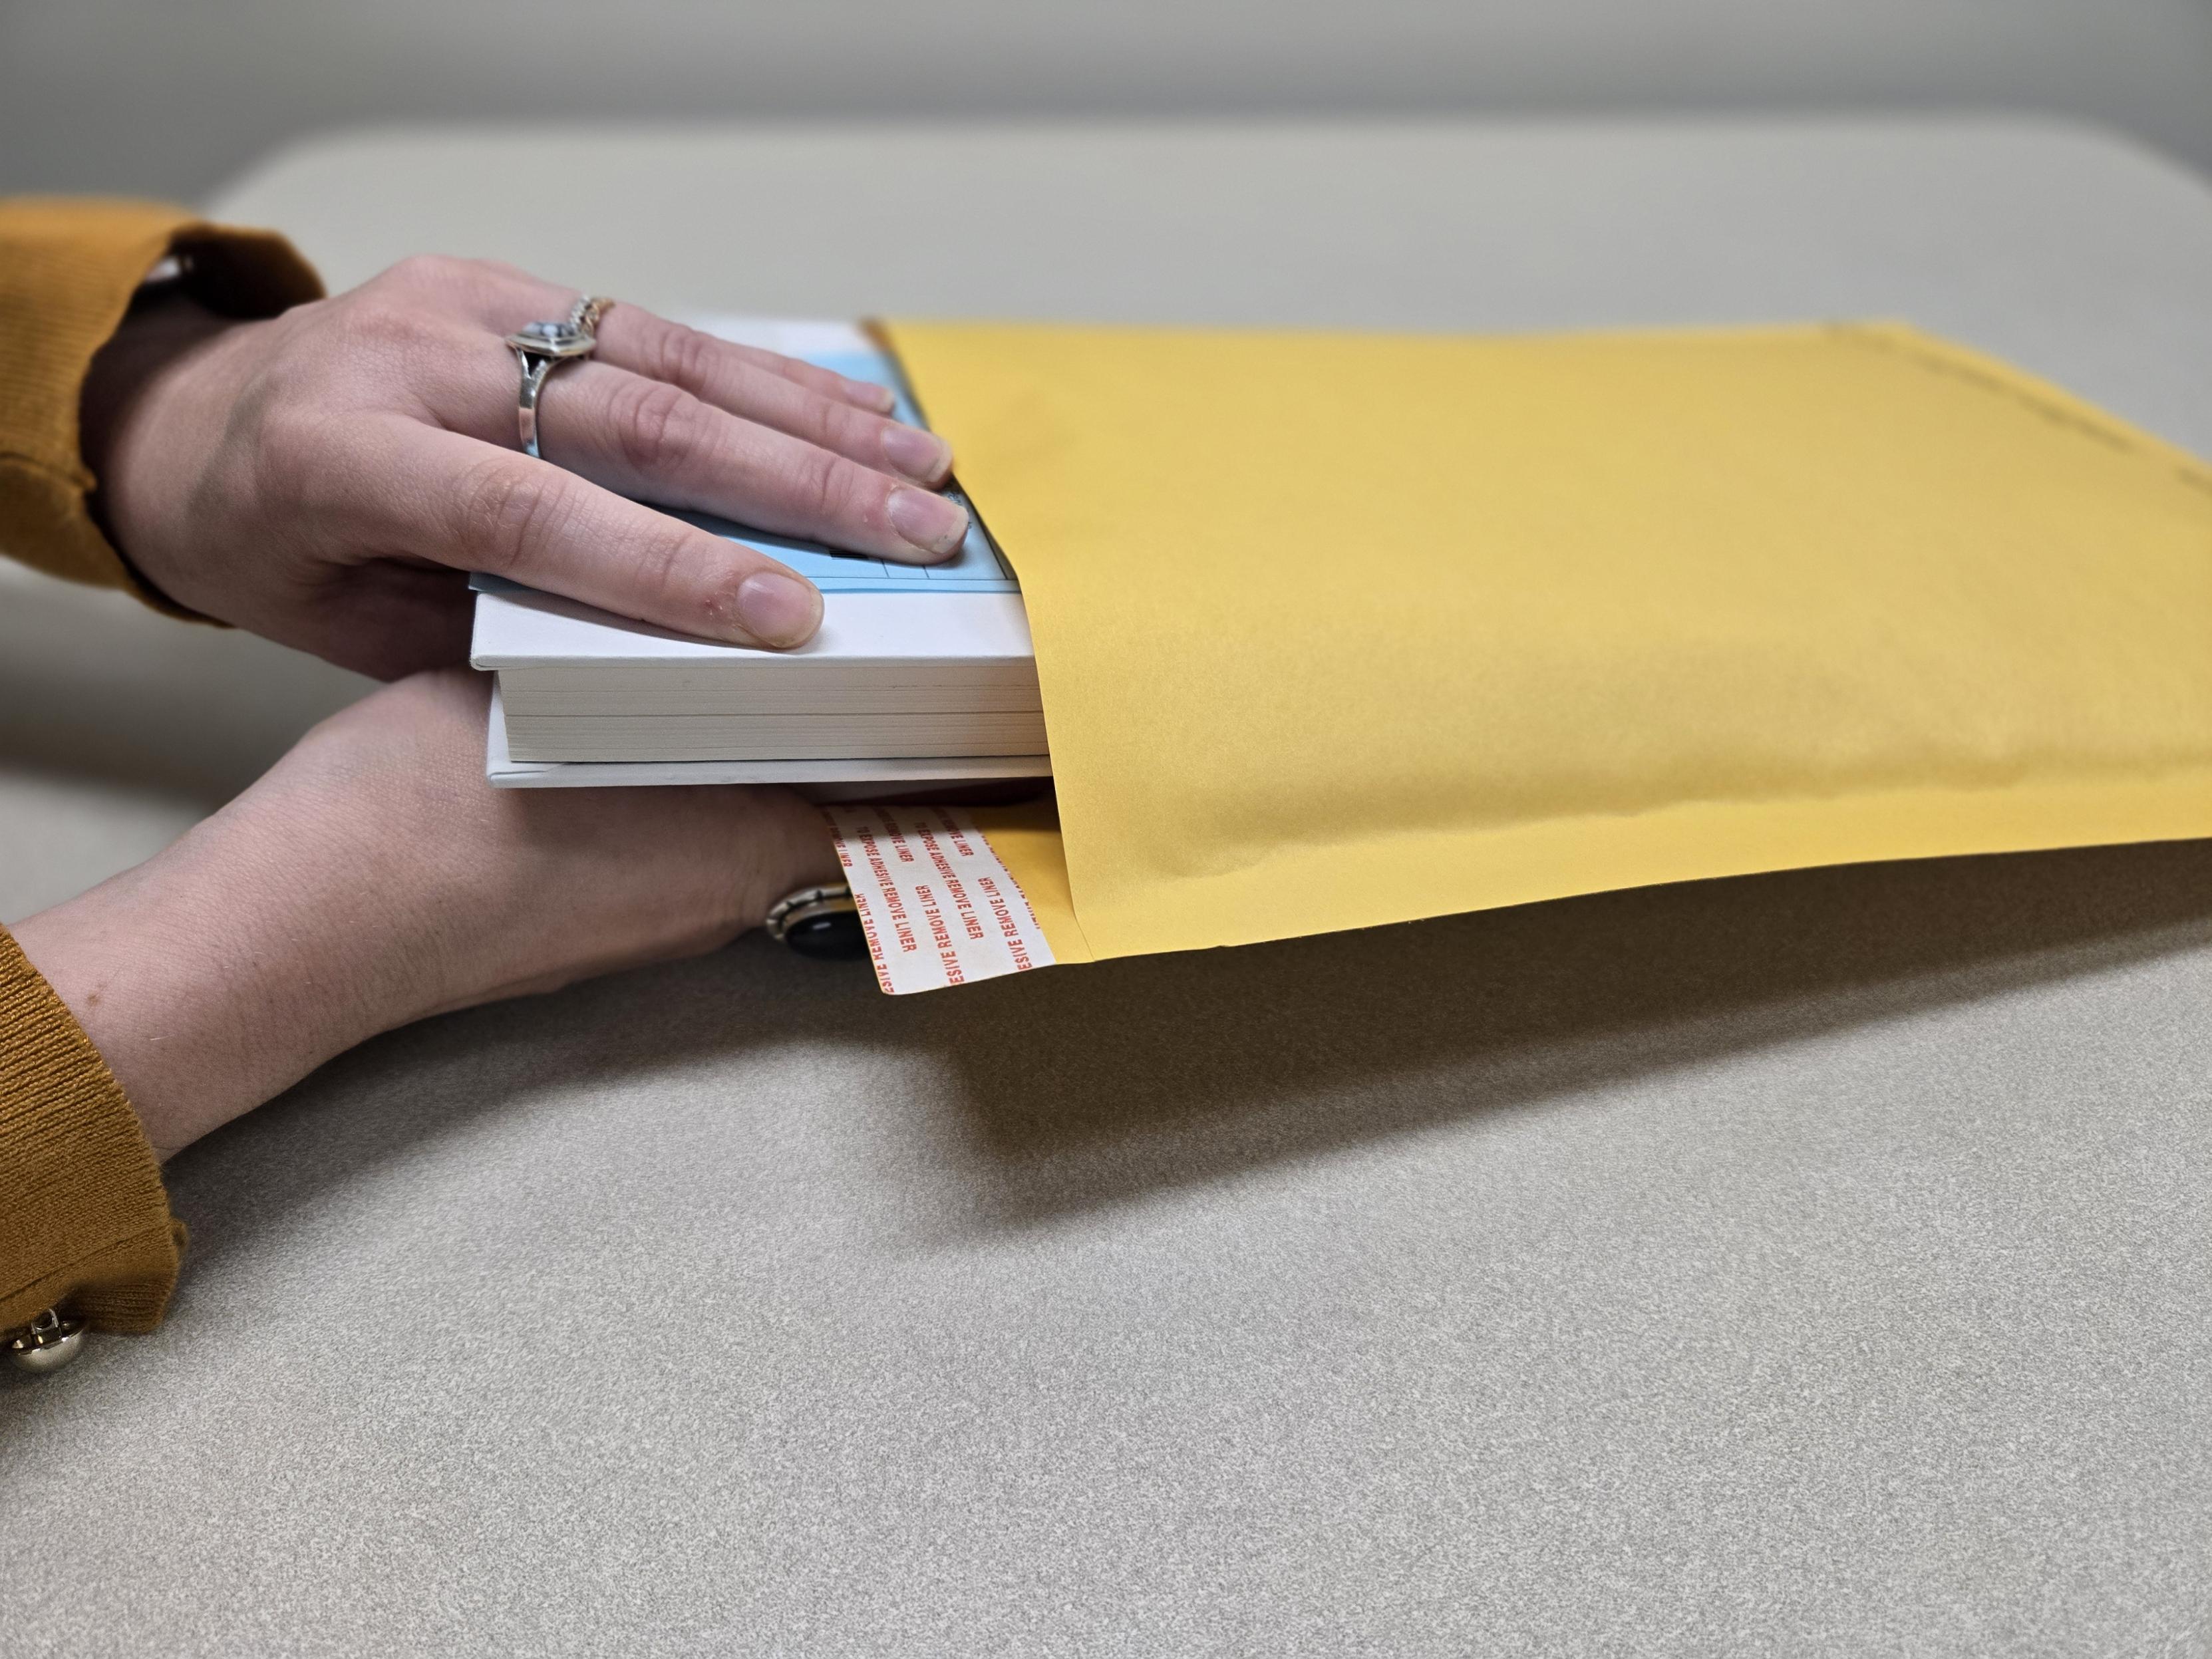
left=345, top=419, right=827, bottom=649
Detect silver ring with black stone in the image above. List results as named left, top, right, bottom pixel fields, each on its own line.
left=764, top=883, right=869, bottom=961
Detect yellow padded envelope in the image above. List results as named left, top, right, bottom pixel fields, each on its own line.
left=882, top=321, right=2212, bottom=967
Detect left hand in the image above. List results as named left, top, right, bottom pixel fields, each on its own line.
left=13, top=669, right=842, bottom=1157
left=80, top=255, right=973, bottom=677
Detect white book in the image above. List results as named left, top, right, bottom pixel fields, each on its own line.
left=482, top=684, right=1050, bottom=793
left=472, top=579, right=1046, bottom=774
left=470, top=317, right=1049, bottom=790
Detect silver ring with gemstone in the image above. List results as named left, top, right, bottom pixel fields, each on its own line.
left=505, top=295, right=614, bottom=460
left=764, top=881, right=868, bottom=961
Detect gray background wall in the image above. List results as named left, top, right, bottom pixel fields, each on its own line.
left=3, top=0, right=2209, bottom=202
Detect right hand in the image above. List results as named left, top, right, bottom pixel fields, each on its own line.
left=80, top=255, right=972, bottom=677
left=13, top=671, right=844, bottom=1157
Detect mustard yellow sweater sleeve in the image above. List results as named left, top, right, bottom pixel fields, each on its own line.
left=0, top=197, right=321, bottom=597
left=0, top=199, right=321, bottom=1338
left=0, top=928, right=180, bottom=1335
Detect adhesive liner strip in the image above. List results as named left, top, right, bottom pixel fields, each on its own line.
left=824, top=804, right=1058, bottom=994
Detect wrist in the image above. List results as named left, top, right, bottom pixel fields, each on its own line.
left=79, top=288, right=225, bottom=483
left=78, top=291, right=234, bottom=609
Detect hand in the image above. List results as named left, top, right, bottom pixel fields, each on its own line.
left=79, top=256, right=973, bottom=678
left=11, top=671, right=840, bottom=1156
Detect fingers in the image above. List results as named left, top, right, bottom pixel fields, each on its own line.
left=596, top=307, right=900, bottom=419
left=528, top=362, right=972, bottom=565
left=333, top=418, right=827, bottom=649
left=593, top=308, right=953, bottom=488
left=381, top=259, right=971, bottom=565
left=384, top=255, right=915, bottom=434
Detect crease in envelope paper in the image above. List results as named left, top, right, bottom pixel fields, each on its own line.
left=826, top=804, right=1056, bottom=994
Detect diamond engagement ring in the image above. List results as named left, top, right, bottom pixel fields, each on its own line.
left=506, top=295, right=614, bottom=460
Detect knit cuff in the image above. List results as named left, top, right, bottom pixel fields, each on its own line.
left=0, top=925, right=183, bottom=1336
left=0, top=197, right=322, bottom=609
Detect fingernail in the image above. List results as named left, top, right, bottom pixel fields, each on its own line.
left=849, top=377, right=896, bottom=413
left=888, top=488, right=969, bottom=556
left=881, top=423, right=952, bottom=483
left=734, top=570, right=822, bottom=645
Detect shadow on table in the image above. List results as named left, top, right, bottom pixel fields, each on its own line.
left=923, top=837, right=2212, bottom=1221
left=160, top=834, right=2212, bottom=1265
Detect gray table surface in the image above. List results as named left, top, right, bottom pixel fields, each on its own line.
left=5, top=120, right=2211, bottom=1657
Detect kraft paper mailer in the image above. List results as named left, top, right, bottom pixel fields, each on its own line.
left=848, top=321, right=2212, bottom=987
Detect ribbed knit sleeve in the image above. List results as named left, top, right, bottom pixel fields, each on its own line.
left=0, top=201, right=321, bottom=1336
left=0, top=926, right=180, bottom=1335
left=0, top=197, right=321, bottom=603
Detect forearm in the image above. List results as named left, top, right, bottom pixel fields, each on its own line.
left=11, top=803, right=406, bottom=1157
